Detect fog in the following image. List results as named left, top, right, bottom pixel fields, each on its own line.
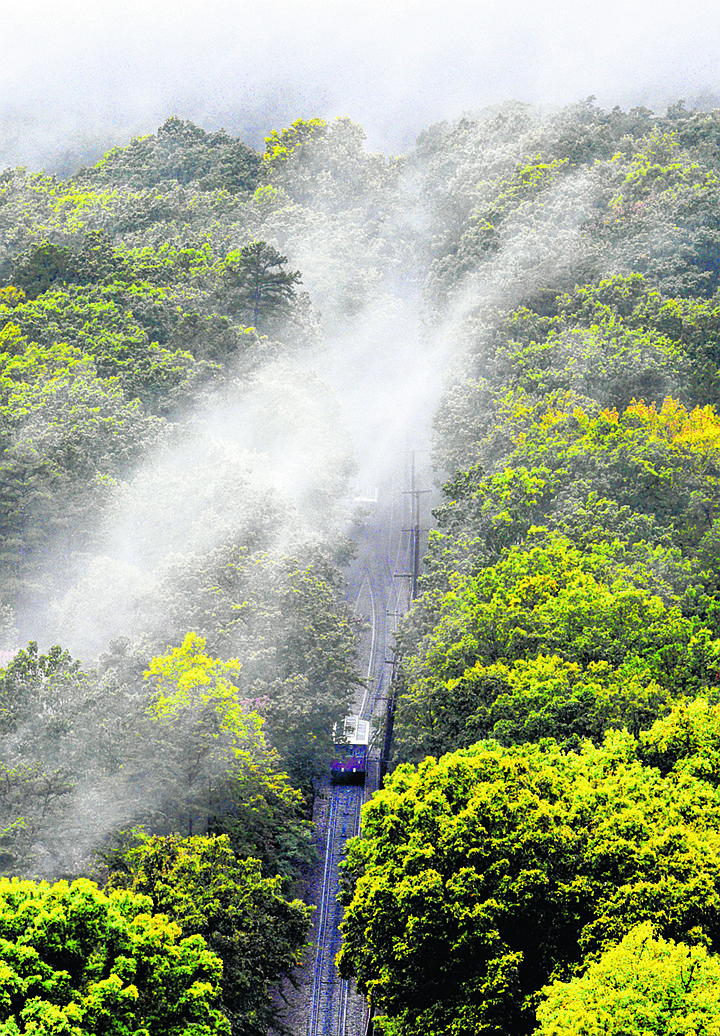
left=2, top=0, right=720, bottom=878
left=4, top=0, right=720, bottom=173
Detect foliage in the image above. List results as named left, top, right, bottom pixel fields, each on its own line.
left=535, top=923, right=720, bottom=1036
left=427, top=394, right=720, bottom=594
left=263, top=118, right=327, bottom=169
left=144, top=633, right=257, bottom=747
left=639, top=695, right=720, bottom=783
left=393, top=530, right=717, bottom=762
left=138, top=633, right=316, bottom=847
left=7, top=96, right=720, bottom=1034
left=103, top=833, right=311, bottom=1036
left=0, top=875, right=229, bottom=1035
left=84, top=117, right=262, bottom=193
left=222, top=241, right=302, bottom=328
left=11, top=232, right=131, bottom=299
left=0, top=636, right=315, bottom=884
left=142, top=548, right=361, bottom=792
left=339, top=735, right=720, bottom=1036
left=0, top=642, right=86, bottom=736
left=0, top=365, right=167, bottom=599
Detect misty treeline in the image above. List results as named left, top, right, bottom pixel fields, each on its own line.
left=337, top=99, right=720, bottom=1036
left=2, top=97, right=720, bottom=1034
left=0, top=113, right=403, bottom=1036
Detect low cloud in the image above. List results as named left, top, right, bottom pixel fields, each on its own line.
left=3, top=0, right=720, bottom=172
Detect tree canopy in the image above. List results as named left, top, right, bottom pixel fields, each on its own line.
left=103, top=833, right=311, bottom=1036
left=0, top=875, right=229, bottom=1036
left=339, top=735, right=720, bottom=1036
left=222, top=241, right=302, bottom=328
left=535, top=923, right=720, bottom=1036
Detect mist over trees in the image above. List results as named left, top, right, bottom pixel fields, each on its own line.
left=339, top=100, right=720, bottom=1036
left=3, top=96, right=720, bottom=1033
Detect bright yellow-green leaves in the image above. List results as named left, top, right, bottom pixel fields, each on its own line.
left=610, top=127, right=720, bottom=208
left=0, top=876, right=229, bottom=1036
left=262, top=118, right=327, bottom=168
left=395, top=529, right=719, bottom=761
left=105, top=833, right=311, bottom=1035
left=340, top=737, right=720, bottom=1036
left=620, top=396, right=720, bottom=462
left=508, top=395, right=720, bottom=465
left=0, top=340, right=93, bottom=413
left=536, top=923, right=720, bottom=1036
left=0, top=287, right=26, bottom=309
left=144, top=633, right=263, bottom=758
left=0, top=322, right=28, bottom=357
left=475, top=155, right=570, bottom=233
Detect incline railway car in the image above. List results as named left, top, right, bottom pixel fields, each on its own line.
left=331, top=715, right=370, bottom=785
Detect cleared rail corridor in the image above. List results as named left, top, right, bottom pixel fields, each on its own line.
left=306, top=480, right=415, bottom=1036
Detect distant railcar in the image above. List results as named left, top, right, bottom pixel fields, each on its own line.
left=352, top=484, right=379, bottom=505
left=331, top=715, right=370, bottom=785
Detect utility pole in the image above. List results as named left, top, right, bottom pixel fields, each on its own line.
left=406, top=450, right=430, bottom=602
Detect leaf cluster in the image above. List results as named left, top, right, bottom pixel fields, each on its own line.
left=340, top=736, right=720, bottom=1036
left=102, top=833, right=311, bottom=1036
left=0, top=875, right=229, bottom=1035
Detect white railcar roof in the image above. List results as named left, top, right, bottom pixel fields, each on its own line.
left=342, top=715, right=370, bottom=745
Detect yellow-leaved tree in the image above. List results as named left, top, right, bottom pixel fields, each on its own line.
left=141, top=633, right=267, bottom=836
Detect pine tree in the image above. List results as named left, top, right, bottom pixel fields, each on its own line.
left=224, top=241, right=302, bottom=327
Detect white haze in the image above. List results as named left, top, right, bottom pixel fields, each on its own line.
left=40, top=162, right=602, bottom=664
left=3, top=0, right=720, bottom=172
left=24, top=314, right=439, bottom=660
left=2, top=0, right=719, bottom=874
left=31, top=354, right=357, bottom=658
left=18, top=151, right=601, bottom=874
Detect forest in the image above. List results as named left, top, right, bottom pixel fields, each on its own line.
left=2, top=98, right=720, bottom=1034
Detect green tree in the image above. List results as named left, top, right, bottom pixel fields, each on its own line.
left=639, top=694, right=720, bottom=783
left=535, top=923, right=720, bottom=1036
left=0, top=366, right=167, bottom=598
left=10, top=233, right=131, bottom=299
left=149, top=548, right=360, bottom=793
left=0, top=875, right=229, bottom=1035
left=262, top=118, right=327, bottom=169
left=140, top=633, right=266, bottom=837
left=85, top=117, right=262, bottom=193
left=103, top=833, right=311, bottom=1036
left=222, top=242, right=302, bottom=327
left=394, top=531, right=716, bottom=763
left=0, top=642, right=85, bottom=735
left=338, top=735, right=720, bottom=1036
left=0, top=636, right=316, bottom=882
left=0, top=644, right=108, bottom=877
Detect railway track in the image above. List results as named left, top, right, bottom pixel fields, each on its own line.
left=306, top=482, right=415, bottom=1036
left=308, top=783, right=364, bottom=1036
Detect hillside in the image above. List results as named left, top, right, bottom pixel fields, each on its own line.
left=2, top=99, right=720, bottom=1035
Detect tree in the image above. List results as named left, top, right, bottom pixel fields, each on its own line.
left=10, top=233, right=131, bottom=299
left=0, top=642, right=86, bottom=736
left=0, top=875, right=229, bottom=1035
left=0, top=633, right=318, bottom=882
left=262, top=117, right=327, bottom=169
left=0, top=366, right=167, bottom=598
left=338, top=735, right=720, bottom=1036
left=0, top=644, right=109, bottom=877
left=535, top=923, right=720, bottom=1036
left=103, top=833, right=311, bottom=1036
left=393, top=530, right=716, bottom=763
left=639, top=695, right=720, bottom=784
left=140, top=633, right=267, bottom=837
left=222, top=242, right=301, bottom=328
left=84, top=117, right=262, bottom=193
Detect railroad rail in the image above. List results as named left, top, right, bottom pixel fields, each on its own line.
left=306, top=481, right=416, bottom=1036
left=308, top=783, right=364, bottom=1036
